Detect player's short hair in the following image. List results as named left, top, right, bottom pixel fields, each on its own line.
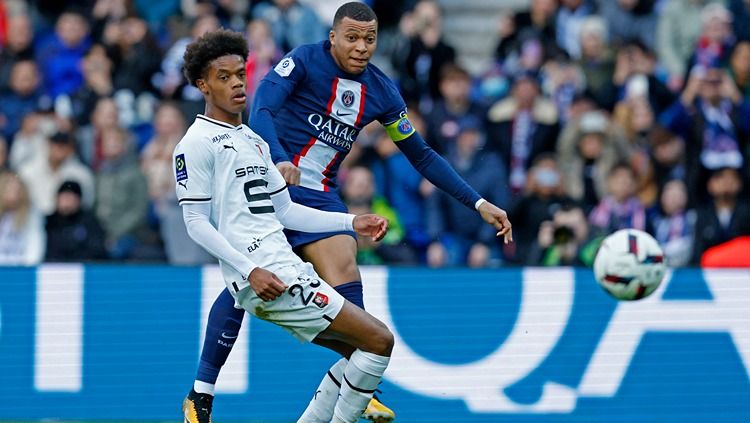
left=333, top=2, right=378, bottom=28
left=182, top=29, right=248, bottom=87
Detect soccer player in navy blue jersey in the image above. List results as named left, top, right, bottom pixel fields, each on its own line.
left=191, top=3, right=513, bottom=422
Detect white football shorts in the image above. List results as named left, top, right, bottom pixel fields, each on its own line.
left=234, top=262, right=345, bottom=342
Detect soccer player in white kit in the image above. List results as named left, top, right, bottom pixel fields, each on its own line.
left=175, top=29, right=394, bottom=423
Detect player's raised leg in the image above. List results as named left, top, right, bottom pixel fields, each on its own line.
left=183, top=288, right=245, bottom=423
left=318, top=301, right=394, bottom=423
left=299, top=235, right=396, bottom=422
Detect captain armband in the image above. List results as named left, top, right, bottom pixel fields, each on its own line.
left=384, top=112, right=416, bottom=142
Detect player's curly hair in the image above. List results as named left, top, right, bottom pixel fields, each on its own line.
left=182, top=29, right=249, bottom=87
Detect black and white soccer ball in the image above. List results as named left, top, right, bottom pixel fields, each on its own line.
left=593, top=229, right=667, bottom=301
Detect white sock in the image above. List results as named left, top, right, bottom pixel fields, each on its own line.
left=331, top=350, right=390, bottom=423
left=193, top=380, right=215, bottom=396
left=297, top=358, right=347, bottom=423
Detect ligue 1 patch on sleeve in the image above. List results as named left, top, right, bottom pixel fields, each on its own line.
left=274, top=57, right=295, bottom=77
left=175, top=154, right=188, bottom=181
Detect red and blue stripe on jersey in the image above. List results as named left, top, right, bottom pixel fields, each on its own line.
left=250, top=41, right=405, bottom=192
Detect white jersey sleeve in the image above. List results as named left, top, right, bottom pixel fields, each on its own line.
left=173, top=135, right=213, bottom=205
left=182, top=202, right=257, bottom=279
left=270, top=188, right=355, bottom=233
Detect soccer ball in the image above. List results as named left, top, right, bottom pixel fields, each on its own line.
left=593, top=229, right=667, bottom=301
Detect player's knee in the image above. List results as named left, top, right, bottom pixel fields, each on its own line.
left=368, top=325, right=394, bottom=357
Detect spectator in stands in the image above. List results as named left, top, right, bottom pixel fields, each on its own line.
left=341, top=165, right=416, bottom=265
left=35, top=10, right=91, bottom=98
left=0, top=60, right=43, bottom=142
left=558, top=111, right=630, bottom=211
left=153, top=14, right=219, bottom=102
left=612, top=40, right=675, bottom=115
left=392, top=0, right=456, bottom=110
left=728, top=40, right=750, bottom=100
left=589, top=161, right=647, bottom=235
left=508, top=153, right=575, bottom=264
left=252, top=0, right=326, bottom=53
left=140, top=102, right=211, bottom=265
left=541, top=54, right=586, bottom=124
left=688, top=3, right=735, bottom=71
left=657, top=0, right=722, bottom=91
left=647, top=179, right=696, bottom=267
left=426, top=117, right=508, bottom=268
left=0, top=172, right=45, bottom=265
left=68, top=44, right=114, bottom=127
left=692, top=167, right=750, bottom=263
left=529, top=202, right=594, bottom=266
left=0, top=13, right=34, bottom=92
left=101, top=15, right=161, bottom=96
left=18, top=131, right=95, bottom=215
left=245, top=19, right=283, bottom=107
left=495, top=0, right=559, bottom=63
left=486, top=70, right=559, bottom=196
left=556, top=0, right=597, bottom=59
left=599, top=0, right=658, bottom=51
left=575, top=16, right=615, bottom=109
left=613, top=95, right=659, bottom=206
left=649, top=126, right=687, bottom=190
left=77, top=97, right=119, bottom=170
left=95, top=127, right=151, bottom=259
left=426, top=64, right=486, bottom=154
left=45, top=180, right=107, bottom=262
left=7, top=104, right=69, bottom=170
left=660, top=64, right=750, bottom=206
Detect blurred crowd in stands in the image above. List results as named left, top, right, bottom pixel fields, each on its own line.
left=0, top=0, right=749, bottom=268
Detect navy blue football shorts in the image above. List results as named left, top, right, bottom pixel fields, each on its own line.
left=284, top=185, right=356, bottom=249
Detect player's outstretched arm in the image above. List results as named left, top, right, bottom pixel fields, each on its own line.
left=270, top=187, right=388, bottom=240
left=392, top=128, right=513, bottom=242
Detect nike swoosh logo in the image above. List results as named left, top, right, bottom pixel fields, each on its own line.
left=335, top=110, right=352, bottom=117
left=221, top=332, right=238, bottom=339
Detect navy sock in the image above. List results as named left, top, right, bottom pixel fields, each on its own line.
left=334, top=281, right=365, bottom=309
left=196, top=288, right=244, bottom=384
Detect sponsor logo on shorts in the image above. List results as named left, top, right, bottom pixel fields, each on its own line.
left=313, top=292, right=329, bottom=308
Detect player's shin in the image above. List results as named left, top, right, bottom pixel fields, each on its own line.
left=331, top=350, right=390, bottom=423
left=195, top=288, right=245, bottom=394
left=297, top=358, right=348, bottom=423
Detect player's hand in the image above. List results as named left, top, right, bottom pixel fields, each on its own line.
left=478, top=201, right=513, bottom=244
left=248, top=267, right=288, bottom=302
left=353, top=214, right=388, bottom=242
left=276, top=161, right=301, bottom=186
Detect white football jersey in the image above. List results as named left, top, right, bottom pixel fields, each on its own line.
left=173, top=114, right=303, bottom=292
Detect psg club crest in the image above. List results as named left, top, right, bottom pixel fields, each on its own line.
left=398, top=118, right=413, bottom=135
left=341, top=90, right=355, bottom=108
